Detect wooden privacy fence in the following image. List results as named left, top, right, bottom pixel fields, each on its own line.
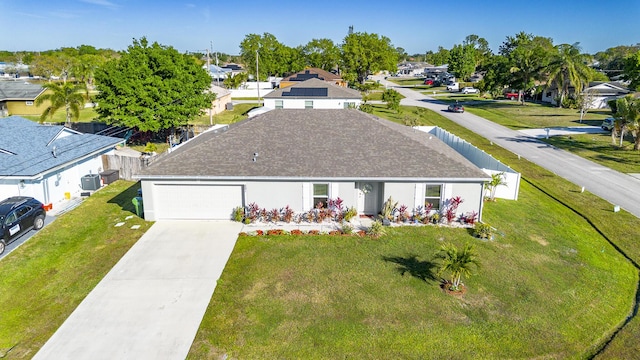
left=101, top=155, right=149, bottom=181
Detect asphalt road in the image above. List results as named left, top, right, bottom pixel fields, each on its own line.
left=374, top=76, right=640, bottom=219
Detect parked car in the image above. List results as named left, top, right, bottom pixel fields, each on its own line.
left=446, top=82, right=459, bottom=92
left=461, top=87, right=479, bottom=94
left=424, top=79, right=434, bottom=85
left=601, top=117, right=615, bottom=131
left=447, top=103, right=464, bottom=113
left=504, top=92, right=519, bottom=100
left=0, top=196, right=46, bottom=254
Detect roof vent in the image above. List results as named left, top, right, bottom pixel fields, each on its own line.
left=252, top=152, right=259, bottom=162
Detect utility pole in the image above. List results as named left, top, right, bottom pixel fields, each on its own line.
left=207, top=45, right=213, bottom=126
left=256, top=49, right=260, bottom=105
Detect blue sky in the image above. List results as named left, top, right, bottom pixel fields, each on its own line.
left=1, top=0, right=638, bottom=55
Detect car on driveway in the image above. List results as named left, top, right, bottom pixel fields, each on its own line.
left=447, top=103, right=464, bottom=113
left=601, top=117, right=615, bottom=131
left=0, top=196, right=46, bottom=254
left=461, top=87, right=479, bottom=94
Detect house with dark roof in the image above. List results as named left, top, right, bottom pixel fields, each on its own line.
left=136, top=109, right=490, bottom=221
left=0, top=81, right=48, bottom=117
left=279, top=68, right=345, bottom=89
left=0, top=116, right=123, bottom=207
left=262, top=78, right=362, bottom=111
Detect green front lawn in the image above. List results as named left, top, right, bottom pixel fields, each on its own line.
left=189, top=180, right=635, bottom=358
left=192, top=103, right=259, bottom=125
left=22, top=107, right=99, bottom=123
left=464, top=101, right=611, bottom=129
left=0, top=181, right=151, bottom=358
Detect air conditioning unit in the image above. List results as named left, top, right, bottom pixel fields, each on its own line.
left=81, top=174, right=100, bottom=191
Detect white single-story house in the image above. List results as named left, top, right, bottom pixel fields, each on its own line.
left=0, top=116, right=123, bottom=207
left=263, top=78, right=362, bottom=110
left=541, top=81, right=630, bottom=108
left=136, top=109, right=491, bottom=221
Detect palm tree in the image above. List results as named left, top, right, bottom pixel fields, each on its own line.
left=485, top=172, right=508, bottom=201
left=545, top=43, right=591, bottom=108
left=35, top=82, right=86, bottom=125
left=436, top=242, right=481, bottom=291
left=614, top=95, right=640, bottom=149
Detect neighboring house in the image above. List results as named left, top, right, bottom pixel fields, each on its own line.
left=541, top=81, right=630, bottom=107
left=207, top=84, right=232, bottom=115
left=581, top=82, right=631, bottom=109
left=279, top=68, right=346, bottom=89
left=0, top=116, right=123, bottom=207
left=0, top=81, right=47, bottom=117
left=136, top=109, right=491, bottom=221
left=263, top=78, right=362, bottom=110
left=204, top=65, right=232, bottom=80
left=397, top=62, right=429, bottom=76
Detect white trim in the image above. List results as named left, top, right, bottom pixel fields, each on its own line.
left=302, top=182, right=310, bottom=210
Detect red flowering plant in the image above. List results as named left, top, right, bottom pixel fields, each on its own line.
left=281, top=205, right=294, bottom=223
left=444, top=197, right=464, bottom=224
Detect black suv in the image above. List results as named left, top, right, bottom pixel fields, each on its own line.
left=0, top=196, right=46, bottom=255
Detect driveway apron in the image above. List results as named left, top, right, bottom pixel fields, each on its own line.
left=33, top=220, right=242, bottom=360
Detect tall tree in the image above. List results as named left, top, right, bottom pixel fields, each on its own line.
left=302, top=38, right=340, bottom=71
left=94, top=37, right=213, bottom=132
left=463, top=34, right=492, bottom=68
left=622, top=50, right=640, bottom=91
left=478, top=54, right=510, bottom=97
left=545, top=43, right=591, bottom=108
left=340, top=32, right=397, bottom=83
left=382, top=88, right=401, bottom=113
left=425, top=46, right=450, bottom=65
left=448, top=44, right=476, bottom=81
left=240, top=33, right=295, bottom=80
left=500, top=32, right=554, bottom=103
left=35, top=82, right=86, bottom=125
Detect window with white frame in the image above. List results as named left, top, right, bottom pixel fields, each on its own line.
left=275, top=100, right=283, bottom=109
left=305, top=100, right=313, bottom=109
left=425, top=184, right=442, bottom=210
left=313, top=183, right=329, bottom=208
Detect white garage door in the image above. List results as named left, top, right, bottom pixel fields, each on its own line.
left=154, top=184, right=243, bottom=220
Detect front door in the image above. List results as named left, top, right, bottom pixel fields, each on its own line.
left=356, top=182, right=381, bottom=216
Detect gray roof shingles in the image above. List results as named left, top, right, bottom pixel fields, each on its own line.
left=264, top=78, right=361, bottom=100
left=0, top=81, right=45, bottom=101
left=0, top=116, right=123, bottom=177
left=140, top=109, right=489, bottom=181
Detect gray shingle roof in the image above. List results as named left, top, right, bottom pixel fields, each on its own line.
left=282, top=68, right=342, bottom=82
left=264, top=78, right=361, bottom=99
left=0, top=81, right=45, bottom=101
left=0, top=116, right=123, bottom=177
left=139, top=109, right=489, bottom=181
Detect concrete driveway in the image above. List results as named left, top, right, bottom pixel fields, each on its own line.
left=33, top=220, right=242, bottom=360
left=375, top=76, right=640, bottom=219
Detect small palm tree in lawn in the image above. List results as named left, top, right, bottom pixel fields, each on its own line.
left=35, top=82, right=86, bottom=125
left=485, top=172, right=507, bottom=201
left=436, top=242, right=481, bottom=291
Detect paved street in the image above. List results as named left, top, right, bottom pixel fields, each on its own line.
left=374, top=76, right=640, bottom=218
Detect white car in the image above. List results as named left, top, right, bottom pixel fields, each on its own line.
left=461, top=87, right=479, bottom=94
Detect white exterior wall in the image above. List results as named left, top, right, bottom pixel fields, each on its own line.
left=263, top=98, right=361, bottom=109
left=450, top=182, right=484, bottom=218
left=382, top=182, right=416, bottom=210
left=245, top=181, right=303, bottom=212
left=0, top=153, right=107, bottom=206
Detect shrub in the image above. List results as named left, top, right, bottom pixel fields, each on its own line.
left=328, top=230, right=342, bottom=236
left=281, top=205, right=294, bottom=223
left=232, top=206, right=245, bottom=222
left=462, top=211, right=478, bottom=225
left=341, top=223, right=353, bottom=235
left=290, top=229, right=303, bottom=236
left=474, top=223, right=494, bottom=240
left=343, top=207, right=358, bottom=222
left=367, top=220, right=386, bottom=238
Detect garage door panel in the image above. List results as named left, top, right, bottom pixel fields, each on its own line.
left=154, top=184, right=243, bottom=220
